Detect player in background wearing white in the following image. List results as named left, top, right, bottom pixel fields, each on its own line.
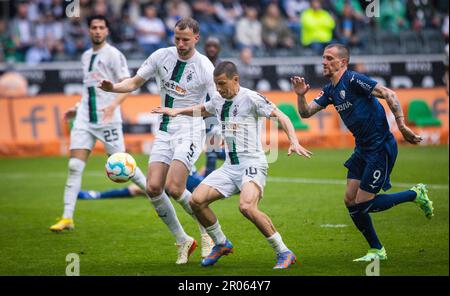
left=49, top=15, right=147, bottom=232
left=99, top=18, right=216, bottom=264
left=153, top=61, right=312, bottom=269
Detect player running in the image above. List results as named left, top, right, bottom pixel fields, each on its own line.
left=153, top=61, right=312, bottom=269
left=99, top=18, right=216, bottom=263
left=291, top=43, right=434, bottom=262
left=49, top=15, right=148, bottom=233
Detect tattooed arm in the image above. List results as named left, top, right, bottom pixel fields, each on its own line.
left=291, top=76, right=324, bottom=118
left=371, top=84, right=422, bottom=144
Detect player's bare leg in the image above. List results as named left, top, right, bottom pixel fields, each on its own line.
left=190, top=184, right=224, bottom=227
left=165, top=160, right=190, bottom=200
left=190, top=184, right=233, bottom=266
left=239, top=182, right=275, bottom=236
left=166, top=160, right=214, bottom=258
left=146, top=161, right=195, bottom=264
left=239, top=182, right=296, bottom=269
left=50, top=149, right=90, bottom=232
left=344, top=179, right=360, bottom=207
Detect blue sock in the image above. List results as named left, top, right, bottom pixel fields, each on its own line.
left=186, top=171, right=204, bottom=193
left=348, top=203, right=383, bottom=250
left=99, top=187, right=131, bottom=198
left=217, top=148, right=226, bottom=160
left=369, top=190, right=417, bottom=212
left=205, top=151, right=218, bottom=177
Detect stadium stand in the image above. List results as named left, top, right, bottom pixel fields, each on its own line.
left=0, top=0, right=448, bottom=156
left=0, top=0, right=447, bottom=62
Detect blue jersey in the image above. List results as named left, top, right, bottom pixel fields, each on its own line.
left=314, top=70, right=392, bottom=151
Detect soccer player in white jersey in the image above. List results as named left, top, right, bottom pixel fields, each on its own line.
left=99, top=18, right=216, bottom=264
left=152, top=61, right=313, bottom=269
left=49, top=15, right=148, bottom=232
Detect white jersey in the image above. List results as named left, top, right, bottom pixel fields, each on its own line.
left=204, top=87, right=275, bottom=166
left=75, top=43, right=130, bottom=127
left=137, top=47, right=216, bottom=133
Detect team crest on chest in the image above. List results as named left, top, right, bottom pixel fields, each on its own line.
left=232, top=104, right=239, bottom=117
left=186, top=70, right=194, bottom=83
left=339, top=90, right=346, bottom=99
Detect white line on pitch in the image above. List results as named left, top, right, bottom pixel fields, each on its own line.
left=0, top=172, right=448, bottom=190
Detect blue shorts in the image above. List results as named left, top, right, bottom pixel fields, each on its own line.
left=344, top=136, right=398, bottom=194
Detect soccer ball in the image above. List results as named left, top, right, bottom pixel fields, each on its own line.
left=105, top=152, right=137, bottom=183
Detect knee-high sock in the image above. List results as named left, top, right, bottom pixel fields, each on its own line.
left=149, top=191, right=189, bottom=244
left=348, top=203, right=383, bottom=250
left=131, top=166, right=146, bottom=191
left=63, top=158, right=86, bottom=219
left=369, top=190, right=416, bottom=213
left=176, top=189, right=207, bottom=235
left=205, top=152, right=218, bottom=177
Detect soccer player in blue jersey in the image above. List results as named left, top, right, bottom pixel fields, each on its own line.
left=291, top=43, right=434, bottom=262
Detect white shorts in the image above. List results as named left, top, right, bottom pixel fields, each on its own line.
left=69, top=123, right=125, bottom=155
left=202, top=163, right=268, bottom=198
left=149, top=128, right=204, bottom=171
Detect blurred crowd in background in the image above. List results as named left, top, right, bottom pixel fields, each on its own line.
left=0, top=0, right=448, bottom=65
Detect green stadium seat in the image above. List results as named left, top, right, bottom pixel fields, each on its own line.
left=407, top=99, right=442, bottom=127
left=277, top=103, right=309, bottom=130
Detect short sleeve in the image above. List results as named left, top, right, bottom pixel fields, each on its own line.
left=349, top=72, right=377, bottom=97
left=202, top=58, right=217, bottom=101
left=136, top=49, right=163, bottom=81
left=204, top=92, right=221, bottom=115
left=313, top=87, right=331, bottom=108
left=254, top=93, right=275, bottom=118
left=112, top=51, right=130, bottom=81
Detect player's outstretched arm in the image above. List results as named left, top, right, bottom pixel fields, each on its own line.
left=152, top=104, right=212, bottom=117
left=99, top=77, right=132, bottom=123
left=372, top=83, right=423, bottom=144
left=98, top=75, right=146, bottom=93
left=100, top=92, right=129, bottom=123
left=291, top=76, right=324, bottom=118
left=271, top=108, right=312, bottom=158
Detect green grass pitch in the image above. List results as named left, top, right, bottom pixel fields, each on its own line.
left=0, top=146, right=448, bottom=275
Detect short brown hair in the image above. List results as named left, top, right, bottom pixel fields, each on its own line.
left=175, top=17, right=200, bottom=34
left=325, top=43, right=350, bottom=63
left=214, top=61, right=238, bottom=79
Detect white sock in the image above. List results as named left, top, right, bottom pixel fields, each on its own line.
left=266, top=232, right=289, bottom=254
left=131, top=166, right=146, bottom=191
left=206, top=220, right=227, bottom=245
left=149, top=191, right=189, bottom=244
left=176, top=189, right=207, bottom=235
left=62, top=158, right=86, bottom=219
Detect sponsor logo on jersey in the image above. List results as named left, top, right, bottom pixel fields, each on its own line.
left=223, top=122, right=240, bottom=131
left=335, top=101, right=353, bottom=112
left=161, top=79, right=187, bottom=96
left=356, top=79, right=373, bottom=92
